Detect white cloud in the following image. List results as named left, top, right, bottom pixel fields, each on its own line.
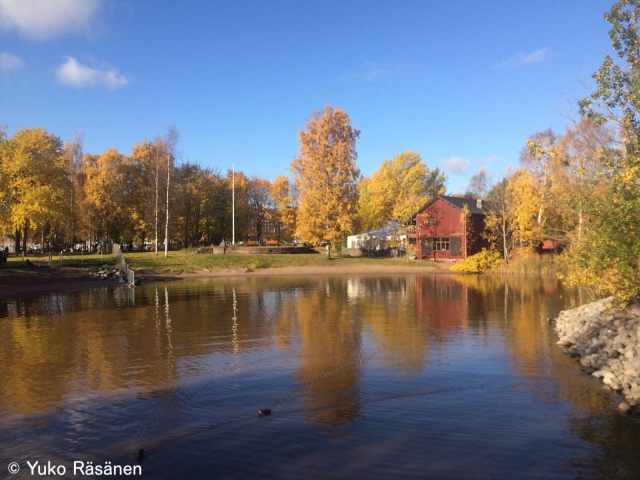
left=56, top=57, right=128, bottom=90
left=495, top=48, right=549, bottom=68
left=0, top=0, right=102, bottom=40
left=340, top=62, right=425, bottom=82
left=439, top=155, right=470, bottom=175
left=0, top=51, right=24, bottom=72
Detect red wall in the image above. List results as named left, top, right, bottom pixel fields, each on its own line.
left=415, top=198, right=487, bottom=260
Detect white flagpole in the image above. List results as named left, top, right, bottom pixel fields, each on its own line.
left=232, top=163, right=235, bottom=245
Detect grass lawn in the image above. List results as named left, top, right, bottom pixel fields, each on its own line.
left=119, top=249, right=434, bottom=274
left=4, top=252, right=116, bottom=269
left=2, top=249, right=444, bottom=274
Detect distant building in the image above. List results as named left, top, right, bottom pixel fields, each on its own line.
left=409, top=196, right=489, bottom=260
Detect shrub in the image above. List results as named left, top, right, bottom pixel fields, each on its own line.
left=450, top=249, right=503, bottom=273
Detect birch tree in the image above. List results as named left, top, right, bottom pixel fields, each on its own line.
left=164, top=126, right=179, bottom=257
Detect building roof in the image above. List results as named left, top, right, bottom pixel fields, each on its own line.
left=408, top=195, right=489, bottom=223
left=349, top=219, right=405, bottom=239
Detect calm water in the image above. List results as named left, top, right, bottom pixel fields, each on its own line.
left=1, top=274, right=640, bottom=479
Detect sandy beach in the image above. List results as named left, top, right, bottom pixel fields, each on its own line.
left=0, top=262, right=450, bottom=297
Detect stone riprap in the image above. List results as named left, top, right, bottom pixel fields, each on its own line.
left=555, top=297, right=640, bottom=412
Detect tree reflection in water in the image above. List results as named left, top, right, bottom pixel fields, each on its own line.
left=1, top=275, right=639, bottom=478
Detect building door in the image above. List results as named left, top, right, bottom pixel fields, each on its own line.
left=420, top=238, right=431, bottom=257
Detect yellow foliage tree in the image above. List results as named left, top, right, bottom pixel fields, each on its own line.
left=357, top=150, right=446, bottom=232
left=0, top=127, right=70, bottom=253
left=291, top=106, right=360, bottom=256
left=80, top=149, right=145, bottom=244
left=506, top=167, right=539, bottom=249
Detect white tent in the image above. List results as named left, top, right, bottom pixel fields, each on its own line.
left=346, top=220, right=406, bottom=250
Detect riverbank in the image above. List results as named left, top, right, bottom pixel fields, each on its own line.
left=555, top=297, right=640, bottom=413
left=0, top=267, right=112, bottom=297
left=0, top=261, right=450, bottom=297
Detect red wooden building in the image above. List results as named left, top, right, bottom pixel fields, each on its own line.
left=410, top=196, right=489, bottom=260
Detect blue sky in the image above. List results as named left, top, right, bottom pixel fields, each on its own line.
left=0, top=0, right=614, bottom=192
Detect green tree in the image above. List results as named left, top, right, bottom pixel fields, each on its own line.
left=291, top=106, right=360, bottom=257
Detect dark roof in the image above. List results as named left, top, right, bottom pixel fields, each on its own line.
left=408, top=195, right=490, bottom=223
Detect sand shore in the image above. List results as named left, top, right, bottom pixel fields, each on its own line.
left=0, top=262, right=450, bottom=297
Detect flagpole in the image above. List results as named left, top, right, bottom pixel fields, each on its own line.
left=232, top=163, right=235, bottom=245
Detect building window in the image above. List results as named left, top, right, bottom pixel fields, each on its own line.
left=432, top=237, right=450, bottom=252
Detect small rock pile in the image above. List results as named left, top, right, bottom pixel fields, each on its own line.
left=92, top=266, right=130, bottom=284
left=555, top=296, right=640, bottom=412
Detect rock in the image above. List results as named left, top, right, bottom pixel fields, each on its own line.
left=609, top=382, right=623, bottom=392
left=618, top=402, right=632, bottom=414
left=626, top=303, right=640, bottom=318
left=555, top=297, right=640, bottom=407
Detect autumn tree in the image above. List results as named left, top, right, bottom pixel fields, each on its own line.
left=63, top=132, right=84, bottom=249
left=567, top=0, right=640, bottom=303
left=555, top=118, right=613, bottom=243
left=174, top=162, right=207, bottom=247
left=271, top=175, right=297, bottom=243
left=80, top=148, right=146, bottom=246
left=521, top=129, right=559, bottom=232
left=246, top=176, right=273, bottom=241
left=199, top=170, right=230, bottom=245
left=465, top=168, right=492, bottom=199
left=417, top=202, right=445, bottom=261
left=357, top=150, right=446, bottom=232
left=484, top=178, right=513, bottom=262
left=291, top=106, right=360, bottom=258
left=0, top=127, right=71, bottom=254
left=131, top=136, right=171, bottom=253
left=505, top=167, right=539, bottom=249
left=227, top=169, right=250, bottom=241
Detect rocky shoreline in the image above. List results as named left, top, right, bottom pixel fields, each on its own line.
left=555, top=296, right=640, bottom=413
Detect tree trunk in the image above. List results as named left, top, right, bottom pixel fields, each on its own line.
left=22, top=219, right=29, bottom=257
left=577, top=208, right=583, bottom=243
left=502, top=213, right=508, bottom=263
left=155, top=162, right=159, bottom=255
left=14, top=229, right=21, bottom=256
left=165, top=153, right=170, bottom=258
left=326, top=242, right=331, bottom=260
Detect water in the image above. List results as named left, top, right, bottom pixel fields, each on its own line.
left=1, top=274, right=640, bottom=479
